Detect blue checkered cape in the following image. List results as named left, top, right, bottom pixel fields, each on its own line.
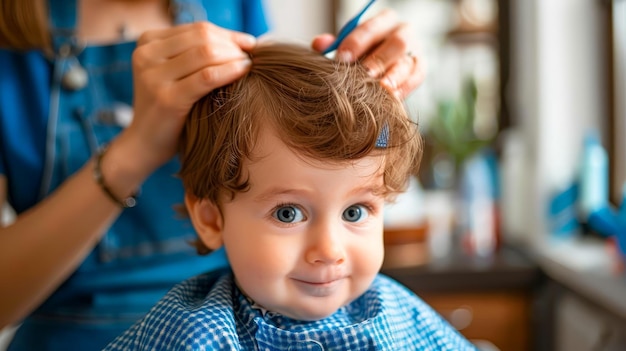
left=104, top=269, right=477, bottom=350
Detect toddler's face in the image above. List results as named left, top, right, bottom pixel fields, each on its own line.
left=219, top=129, right=386, bottom=321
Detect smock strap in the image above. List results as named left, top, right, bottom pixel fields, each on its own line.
left=48, top=0, right=81, bottom=56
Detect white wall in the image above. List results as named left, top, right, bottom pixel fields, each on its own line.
left=507, top=0, right=609, bottom=246
left=262, top=0, right=332, bottom=42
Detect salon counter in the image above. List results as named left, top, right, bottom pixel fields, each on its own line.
left=381, top=245, right=541, bottom=293
left=380, top=241, right=626, bottom=351
left=381, top=245, right=541, bottom=351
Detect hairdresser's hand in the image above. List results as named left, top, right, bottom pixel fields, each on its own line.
left=312, top=9, right=424, bottom=99
left=125, top=22, right=256, bottom=173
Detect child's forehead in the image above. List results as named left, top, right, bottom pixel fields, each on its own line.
left=249, top=127, right=385, bottom=166
left=244, top=158, right=387, bottom=201
left=245, top=132, right=384, bottom=184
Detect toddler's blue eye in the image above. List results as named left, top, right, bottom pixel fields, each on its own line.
left=342, top=205, right=368, bottom=223
left=273, top=206, right=305, bottom=223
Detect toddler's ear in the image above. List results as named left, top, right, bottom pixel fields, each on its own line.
left=185, top=193, right=224, bottom=250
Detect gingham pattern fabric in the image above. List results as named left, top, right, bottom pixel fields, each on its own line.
left=103, top=270, right=478, bottom=351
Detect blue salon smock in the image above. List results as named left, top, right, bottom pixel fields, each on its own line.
left=0, top=1, right=268, bottom=350
left=104, top=271, right=478, bottom=351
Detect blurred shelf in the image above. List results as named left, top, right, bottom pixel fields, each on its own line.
left=446, top=23, right=498, bottom=45
left=382, top=245, right=541, bottom=293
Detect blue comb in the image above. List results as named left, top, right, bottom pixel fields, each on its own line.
left=323, top=0, right=377, bottom=56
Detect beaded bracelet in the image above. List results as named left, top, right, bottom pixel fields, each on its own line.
left=94, top=146, right=138, bottom=208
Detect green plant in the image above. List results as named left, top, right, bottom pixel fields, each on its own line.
left=427, top=77, right=493, bottom=169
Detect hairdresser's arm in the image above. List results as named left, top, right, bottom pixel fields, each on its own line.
left=0, top=22, right=255, bottom=329
left=312, top=9, right=424, bottom=99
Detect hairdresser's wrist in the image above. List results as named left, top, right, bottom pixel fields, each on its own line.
left=96, top=135, right=160, bottom=201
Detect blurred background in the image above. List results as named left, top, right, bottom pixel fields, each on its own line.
left=2, top=0, right=625, bottom=350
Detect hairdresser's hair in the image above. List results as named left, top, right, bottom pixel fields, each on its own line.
left=179, top=42, right=422, bottom=253
left=0, top=0, right=51, bottom=52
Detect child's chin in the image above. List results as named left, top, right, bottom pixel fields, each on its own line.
left=289, top=309, right=337, bottom=322
left=277, top=303, right=342, bottom=321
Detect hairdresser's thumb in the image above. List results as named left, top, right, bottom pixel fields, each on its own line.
left=311, top=34, right=336, bottom=53
left=233, top=32, right=257, bottom=51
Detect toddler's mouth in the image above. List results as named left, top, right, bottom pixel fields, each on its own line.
left=292, top=277, right=346, bottom=297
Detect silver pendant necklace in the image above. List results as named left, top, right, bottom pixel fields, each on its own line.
left=59, top=21, right=128, bottom=91
left=118, top=23, right=130, bottom=41
left=59, top=43, right=88, bottom=91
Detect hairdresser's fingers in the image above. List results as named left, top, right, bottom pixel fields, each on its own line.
left=135, top=55, right=252, bottom=121
left=359, top=21, right=413, bottom=78
left=134, top=22, right=256, bottom=91
left=311, top=10, right=398, bottom=60
left=129, top=21, right=256, bottom=170
left=311, top=33, right=336, bottom=53
left=381, top=52, right=426, bottom=99
left=154, top=24, right=256, bottom=60
left=137, top=22, right=256, bottom=50
left=150, top=39, right=250, bottom=82
left=334, top=9, right=399, bottom=62
left=169, top=59, right=253, bottom=105
left=134, top=22, right=256, bottom=67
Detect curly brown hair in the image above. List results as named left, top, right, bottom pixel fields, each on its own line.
left=178, top=42, right=422, bottom=253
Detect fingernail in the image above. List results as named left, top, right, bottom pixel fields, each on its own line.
left=243, top=34, right=257, bottom=46
left=383, top=77, right=397, bottom=90
left=239, top=58, right=252, bottom=68
left=366, top=66, right=380, bottom=78
left=394, top=89, right=404, bottom=100
left=337, top=51, right=353, bottom=62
